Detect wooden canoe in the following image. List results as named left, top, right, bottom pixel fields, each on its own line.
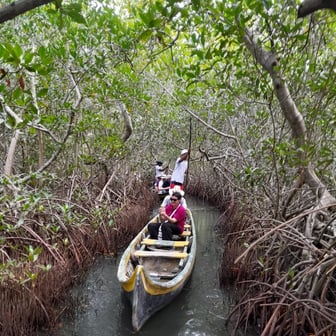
left=117, top=207, right=196, bottom=331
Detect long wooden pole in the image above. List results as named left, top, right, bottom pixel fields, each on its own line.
left=185, top=117, right=192, bottom=188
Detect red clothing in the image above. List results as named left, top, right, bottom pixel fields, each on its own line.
left=165, top=203, right=186, bottom=233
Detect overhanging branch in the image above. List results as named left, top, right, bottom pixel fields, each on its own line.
left=0, top=0, right=54, bottom=24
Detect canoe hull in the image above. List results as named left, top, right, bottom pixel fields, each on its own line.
left=129, top=266, right=191, bottom=330
left=117, top=208, right=196, bottom=331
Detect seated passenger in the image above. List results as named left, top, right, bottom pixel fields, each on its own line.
left=148, top=191, right=186, bottom=241
left=157, top=175, right=170, bottom=196
left=154, top=160, right=164, bottom=184
left=154, top=176, right=162, bottom=193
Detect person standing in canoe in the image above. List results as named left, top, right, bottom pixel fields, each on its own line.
left=170, top=149, right=189, bottom=190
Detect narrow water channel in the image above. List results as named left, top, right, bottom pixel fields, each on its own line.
left=48, top=197, right=256, bottom=336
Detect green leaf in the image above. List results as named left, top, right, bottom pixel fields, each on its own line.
left=139, top=11, right=152, bottom=26
left=0, top=44, right=7, bottom=59
left=5, top=115, right=16, bottom=128
left=24, top=51, right=34, bottom=64
left=37, top=88, right=49, bottom=97
left=38, top=46, right=46, bottom=59
left=12, top=44, right=23, bottom=59
left=64, top=10, right=87, bottom=25
left=12, top=87, right=23, bottom=100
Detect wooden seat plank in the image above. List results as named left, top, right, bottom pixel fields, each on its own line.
left=142, top=239, right=189, bottom=247
left=149, top=271, right=178, bottom=279
left=134, top=250, right=188, bottom=259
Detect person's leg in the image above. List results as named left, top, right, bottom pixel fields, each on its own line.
left=161, top=222, right=181, bottom=240
left=148, top=222, right=159, bottom=239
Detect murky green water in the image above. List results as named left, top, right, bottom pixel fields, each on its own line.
left=47, top=197, right=256, bottom=336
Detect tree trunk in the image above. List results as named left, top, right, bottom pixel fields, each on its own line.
left=243, top=28, right=335, bottom=207
left=4, top=130, right=21, bottom=176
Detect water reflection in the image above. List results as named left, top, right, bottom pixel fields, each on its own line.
left=47, top=197, right=254, bottom=336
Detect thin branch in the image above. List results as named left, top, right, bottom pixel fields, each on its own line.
left=234, top=203, right=336, bottom=265
left=118, top=100, right=133, bottom=142
left=18, top=69, right=81, bottom=184
left=145, top=74, right=237, bottom=141
left=139, top=30, right=181, bottom=74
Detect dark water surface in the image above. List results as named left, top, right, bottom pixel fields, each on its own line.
left=49, top=197, right=255, bottom=336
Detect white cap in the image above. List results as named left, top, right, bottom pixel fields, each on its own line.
left=181, top=149, right=188, bottom=155
left=169, top=185, right=185, bottom=197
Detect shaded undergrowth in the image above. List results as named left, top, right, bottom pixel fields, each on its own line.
left=189, top=165, right=336, bottom=335
left=5, top=159, right=335, bottom=336
left=218, top=197, right=336, bottom=336
left=0, top=174, right=156, bottom=336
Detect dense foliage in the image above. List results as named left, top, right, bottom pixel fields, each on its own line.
left=1, top=0, right=336, bottom=335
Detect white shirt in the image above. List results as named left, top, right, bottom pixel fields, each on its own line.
left=155, top=164, right=163, bottom=178
left=171, top=158, right=188, bottom=183
left=157, top=180, right=168, bottom=194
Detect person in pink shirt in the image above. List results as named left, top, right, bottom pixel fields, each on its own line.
left=148, top=191, right=186, bottom=240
